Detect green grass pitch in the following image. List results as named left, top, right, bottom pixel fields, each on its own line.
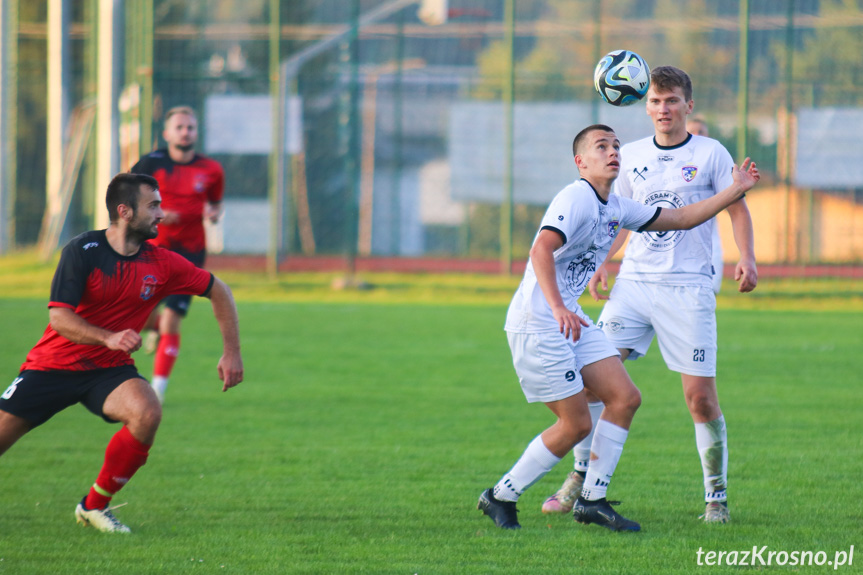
left=0, top=261, right=861, bottom=574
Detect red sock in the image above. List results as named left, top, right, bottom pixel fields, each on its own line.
left=85, top=426, right=151, bottom=510
left=153, top=333, right=181, bottom=378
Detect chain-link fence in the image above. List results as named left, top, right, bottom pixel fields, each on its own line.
left=4, top=0, right=863, bottom=267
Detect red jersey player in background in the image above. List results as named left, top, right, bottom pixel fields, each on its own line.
left=132, top=106, right=225, bottom=403
left=0, top=172, right=243, bottom=533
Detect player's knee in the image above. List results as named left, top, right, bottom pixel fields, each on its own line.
left=570, top=418, right=593, bottom=444
left=556, top=417, right=592, bottom=448
left=610, top=383, right=641, bottom=414
left=686, top=391, right=716, bottom=418
left=135, top=401, right=162, bottom=433
left=624, top=386, right=642, bottom=414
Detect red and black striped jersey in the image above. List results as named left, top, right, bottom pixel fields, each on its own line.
left=22, top=230, right=214, bottom=372
left=131, top=150, right=224, bottom=253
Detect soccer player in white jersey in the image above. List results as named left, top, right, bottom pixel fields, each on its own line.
left=477, top=123, right=759, bottom=531
left=542, top=67, right=757, bottom=525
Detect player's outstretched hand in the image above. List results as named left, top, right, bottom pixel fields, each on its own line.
left=105, top=329, right=143, bottom=354
left=735, top=257, right=758, bottom=293
left=588, top=265, right=610, bottom=301
left=218, top=353, right=244, bottom=392
left=205, top=203, right=222, bottom=224
left=732, top=157, right=760, bottom=195
left=161, top=209, right=181, bottom=225
left=552, top=305, right=590, bottom=342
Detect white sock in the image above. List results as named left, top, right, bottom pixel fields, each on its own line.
left=493, top=435, right=561, bottom=502
left=573, top=401, right=604, bottom=473
left=695, top=415, right=728, bottom=502
left=151, top=376, right=169, bottom=401
left=582, top=419, right=628, bottom=501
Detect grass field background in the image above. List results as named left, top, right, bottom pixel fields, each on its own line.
left=0, top=252, right=861, bottom=574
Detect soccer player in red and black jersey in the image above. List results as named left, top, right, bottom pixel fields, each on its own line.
left=0, top=173, right=243, bottom=533
left=131, top=106, right=225, bottom=403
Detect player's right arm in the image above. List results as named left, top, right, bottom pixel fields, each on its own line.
left=49, top=308, right=142, bottom=353
left=530, top=229, right=589, bottom=342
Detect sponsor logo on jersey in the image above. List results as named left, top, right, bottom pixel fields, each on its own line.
left=657, top=155, right=674, bottom=162
left=633, top=167, right=649, bottom=181
left=83, top=242, right=99, bottom=250
left=607, top=221, right=620, bottom=237
left=140, top=275, right=158, bottom=300
left=641, top=190, right=686, bottom=251
left=682, top=165, right=698, bottom=182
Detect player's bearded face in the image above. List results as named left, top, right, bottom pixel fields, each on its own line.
left=128, top=207, right=160, bottom=240
left=165, top=113, right=198, bottom=152
left=128, top=187, right=163, bottom=241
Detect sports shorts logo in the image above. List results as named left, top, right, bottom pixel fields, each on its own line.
left=682, top=165, right=698, bottom=182
left=641, top=190, right=686, bottom=251
left=604, top=318, right=624, bottom=334
left=140, top=275, right=158, bottom=300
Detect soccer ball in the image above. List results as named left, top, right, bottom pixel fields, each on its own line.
left=593, top=50, right=650, bottom=107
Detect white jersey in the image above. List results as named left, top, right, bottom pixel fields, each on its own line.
left=505, top=178, right=660, bottom=334
left=615, top=134, right=734, bottom=287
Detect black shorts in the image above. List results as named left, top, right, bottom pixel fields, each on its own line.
left=162, top=249, right=206, bottom=317
left=0, top=366, right=145, bottom=428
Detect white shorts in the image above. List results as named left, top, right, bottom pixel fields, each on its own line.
left=506, top=325, right=619, bottom=403
left=597, top=279, right=717, bottom=377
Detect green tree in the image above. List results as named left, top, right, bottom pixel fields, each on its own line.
left=784, top=0, right=863, bottom=107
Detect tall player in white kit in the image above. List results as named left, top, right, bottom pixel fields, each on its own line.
left=542, top=67, right=757, bottom=524
left=477, top=124, right=759, bottom=532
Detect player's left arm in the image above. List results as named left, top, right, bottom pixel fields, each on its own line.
left=205, top=161, right=226, bottom=224
left=205, top=201, right=223, bottom=223
left=726, top=198, right=757, bottom=293
left=588, top=228, right=629, bottom=301
left=647, top=158, right=759, bottom=232
left=203, top=276, right=244, bottom=391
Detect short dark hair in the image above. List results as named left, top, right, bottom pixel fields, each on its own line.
left=650, top=66, right=693, bottom=101
left=572, top=124, right=616, bottom=156
left=106, top=173, right=159, bottom=223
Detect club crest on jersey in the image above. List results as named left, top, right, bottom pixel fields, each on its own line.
left=140, top=275, right=158, bottom=301
left=682, top=165, right=698, bottom=182
left=564, top=251, right=597, bottom=296
left=194, top=177, right=207, bottom=193
left=607, top=221, right=620, bottom=237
